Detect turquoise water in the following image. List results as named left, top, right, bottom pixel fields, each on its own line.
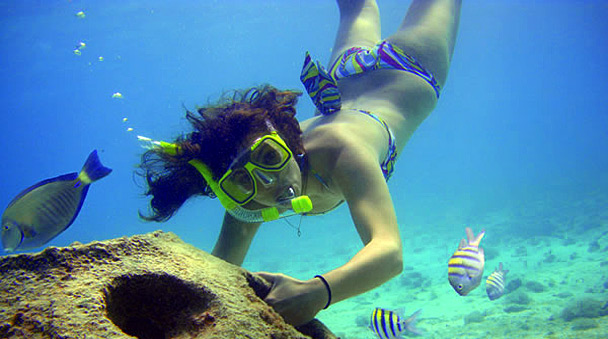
left=1, top=1, right=607, bottom=338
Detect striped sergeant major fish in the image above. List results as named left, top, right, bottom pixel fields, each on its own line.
left=486, top=262, right=509, bottom=300
left=369, top=307, right=422, bottom=338
left=448, top=227, right=485, bottom=296
left=1, top=150, right=111, bottom=252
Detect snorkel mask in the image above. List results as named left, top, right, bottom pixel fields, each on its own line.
left=138, top=134, right=312, bottom=223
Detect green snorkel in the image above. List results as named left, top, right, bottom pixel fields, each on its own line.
left=138, top=135, right=313, bottom=222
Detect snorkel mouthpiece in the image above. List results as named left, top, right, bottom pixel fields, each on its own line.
left=290, top=195, right=313, bottom=214
left=278, top=187, right=313, bottom=214
left=261, top=195, right=313, bottom=222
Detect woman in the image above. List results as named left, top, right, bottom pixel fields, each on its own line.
left=138, top=0, right=461, bottom=326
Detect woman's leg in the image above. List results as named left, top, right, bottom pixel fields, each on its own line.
left=329, top=0, right=381, bottom=66
left=386, top=0, right=462, bottom=87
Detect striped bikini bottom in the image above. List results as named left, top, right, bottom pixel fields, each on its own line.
left=301, top=40, right=440, bottom=115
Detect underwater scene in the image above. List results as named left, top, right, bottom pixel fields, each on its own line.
left=1, top=0, right=607, bottom=338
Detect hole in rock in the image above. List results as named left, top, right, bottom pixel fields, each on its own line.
left=246, top=272, right=271, bottom=300
left=104, top=273, right=213, bottom=339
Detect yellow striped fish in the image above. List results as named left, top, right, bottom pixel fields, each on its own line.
left=448, top=227, right=485, bottom=296
left=369, top=307, right=422, bottom=338
left=486, top=262, right=509, bottom=300
left=1, top=150, right=111, bottom=252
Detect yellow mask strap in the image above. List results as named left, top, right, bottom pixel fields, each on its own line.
left=138, top=135, right=237, bottom=211
left=187, top=159, right=237, bottom=211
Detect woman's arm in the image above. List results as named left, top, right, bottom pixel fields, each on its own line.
left=320, top=140, right=403, bottom=304
left=211, top=212, right=261, bottom=266
left=257, top=140, right=403, bottom=326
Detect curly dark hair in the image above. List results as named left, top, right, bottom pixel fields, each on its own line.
left=137, top=85, right=304, bottom=222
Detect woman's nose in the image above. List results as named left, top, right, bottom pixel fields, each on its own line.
left=253, top=169, right=276, bottom=186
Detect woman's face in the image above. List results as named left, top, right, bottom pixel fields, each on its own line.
left=225, top=127, right=303, bottom=209
left=250, top=155, right=302, bottom=206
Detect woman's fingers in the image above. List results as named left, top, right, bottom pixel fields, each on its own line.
left=255, top=271, right=279, bottom=284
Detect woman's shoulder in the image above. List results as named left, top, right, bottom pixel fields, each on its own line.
left=304, top=117, right=380, bottom=184
left=302, top=114, right=361, bottom=154
left=302, top=110, right=389, bottom=155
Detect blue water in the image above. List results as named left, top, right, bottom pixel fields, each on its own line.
left=1, top=0, right=607, bottom=337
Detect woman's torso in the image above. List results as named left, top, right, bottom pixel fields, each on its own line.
left=298, top=68, right=438, bottom=215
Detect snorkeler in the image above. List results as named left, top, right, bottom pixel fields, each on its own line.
left=138, top=0, right=462, bottom=326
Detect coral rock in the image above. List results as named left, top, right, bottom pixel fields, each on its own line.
left=560, top=298, right=608, bottom=322
left=524, top=281, right=546, bottom=293
left=0, top=231, right=337, bottom=339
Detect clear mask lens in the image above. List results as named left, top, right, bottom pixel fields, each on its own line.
left=220, top=169, right=255, bottom=203
left=250, top=139, right=290, bottom=169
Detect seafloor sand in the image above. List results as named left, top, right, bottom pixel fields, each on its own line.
left=316, top=226, right=608, bottom=339
left=245, top=185, right=608, bottom=339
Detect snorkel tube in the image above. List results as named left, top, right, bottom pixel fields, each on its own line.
left=138, top=135, right=313, bottom=223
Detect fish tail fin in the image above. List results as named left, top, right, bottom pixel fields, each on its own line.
left=79, top=150, right=112, bottom=184
left=466, top=227, right=485, bottom=247
left=402, top=309, right=423, bottom=336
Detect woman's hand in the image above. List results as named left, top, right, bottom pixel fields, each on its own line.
left=256, top=272, right=329, bottom=326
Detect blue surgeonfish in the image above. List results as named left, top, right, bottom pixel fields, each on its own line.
left=369, top=307, right=422, bottom=338
left=1, top=150, right=111, bottom=252
left=486, top=262, right=509, bottom=300
left=448, top=227, right=485, bottom=296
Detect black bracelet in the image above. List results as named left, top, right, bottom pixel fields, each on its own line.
left=314, top=275, right=332, bottom=309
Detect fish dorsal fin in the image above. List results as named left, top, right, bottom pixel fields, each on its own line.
left=498, top=262, right=509, bottom=275
left=458, top=238, right=467, bottom=249
left=5, top=173, right=79, bottom=209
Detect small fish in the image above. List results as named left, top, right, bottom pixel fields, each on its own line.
left=75, top=11, right=86, bottom=19
left=111, top=92, right=123, bottom=99
left=369, top=307, right=422, bottom=338
left=1, top=150, right=111, bottom=252
left=486, top=262, right=509, bottom=300
left=448, top=227, right=485, bottom=296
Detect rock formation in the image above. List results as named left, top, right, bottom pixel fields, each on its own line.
left=0, top=231, right=337, bottom=339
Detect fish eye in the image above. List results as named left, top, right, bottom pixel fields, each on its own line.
left=458, top=284, right=464, bottom=290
